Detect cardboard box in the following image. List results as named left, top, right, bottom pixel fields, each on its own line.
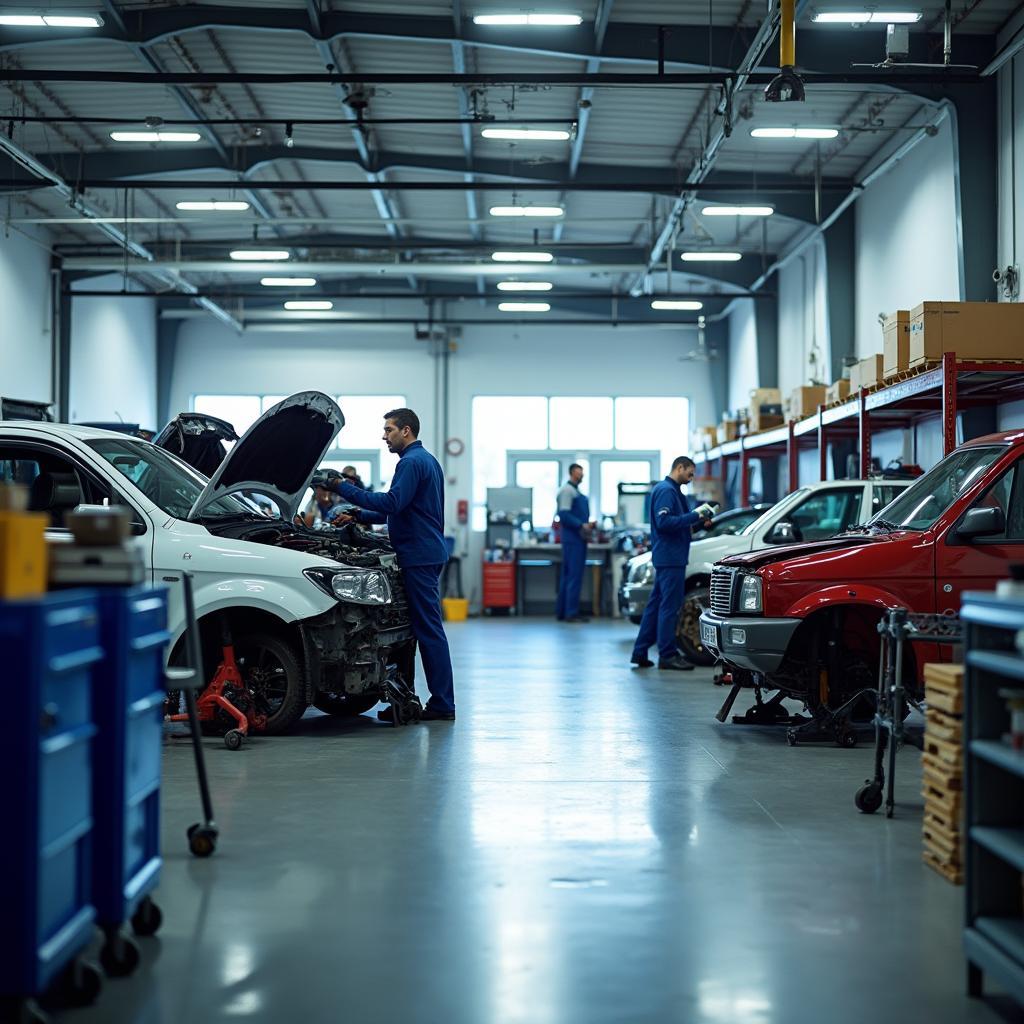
left=748, top=388, right=784, bottom=432
left=826, top=379, right=851, bottom=406
left=788, top=386, right=827, bottom=420
left=858, top=354, right=885, bottom=391
left=883, top=310, right=911, bottom=379
left=0, top=510, right=48, bottom=599
left=748, top=413, right=785, bottom=433
left=848, top=363, right=861, bottom=392
left=695, top=426, right=718, bottom=450
left=909, top=301, right=1024, bottom=367
left=716, top=419, right=739, bottom=445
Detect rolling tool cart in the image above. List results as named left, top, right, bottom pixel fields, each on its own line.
left=0, top=592, right=105, bottom=1024
left=90, top=586, right=171, bottom=978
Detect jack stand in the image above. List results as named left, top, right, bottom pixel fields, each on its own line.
left=732, top=688, right=804, bottom=726
left=382, top=673, right=423, bottom=727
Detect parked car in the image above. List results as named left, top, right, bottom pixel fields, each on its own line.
left=699, top=432, right=1024, bottom=737
left=0, top=392, right=416, bottom=734
left=621, top=478, right=911, bottom=665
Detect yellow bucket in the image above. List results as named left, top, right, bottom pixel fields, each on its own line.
left=442, top=597, right=469, bottom=622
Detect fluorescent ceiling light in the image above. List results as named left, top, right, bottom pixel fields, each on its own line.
left=175, top=200, right=250, bottom=212
left=701, top=205, right=774, bottom=217
left=750, top=127, right=840, bottom=139
left=489, top=205, right=565, bottom=217
left=481, top=128, right=571, bottom=141
left=813, top=10, right=921, bottom=22
left=491, top=251, right=554, bottom=262
left=651, top=300, right=704, bottom=310
left=680, top=251, right=742, bottom=262
left=498, top=301, right=551, bottom=312
left=497, top=281, right=554, bottom=291
left=284, top=300, right=333, bottom=311
left=110, top=131, right=202, bottom=143
left=0, top=13, right=104, bottom=26
left=473, top=14, right=583, bottom=26
left=230, top=249, right=290, bottom=261
left=261, top=277, right=317, bottom=287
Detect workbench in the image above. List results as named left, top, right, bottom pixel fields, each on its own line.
left=514, top=543, right=614, bottom=617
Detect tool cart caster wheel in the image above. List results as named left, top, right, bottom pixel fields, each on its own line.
left=131, top=896, right=163, bottom=937
left=785, top=730, right=798, bottom=747
left=836, top=729, right=858, bottom=749
left=100, top=931, right=141, bottom=978
left=187, top=822, right=218, bottom=858
left=855, top=783, right=883, bottom=814
left=224, top=729, right=244, bottom=751
left=58, top=958, right=103, bottom=1007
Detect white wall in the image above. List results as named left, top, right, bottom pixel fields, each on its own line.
left=776, top=235, right=830, bottom=393
left=69, top=275, right=157, bottom=428
left=854, top=114, right=961, bottom=355
left=0, top=225, right=53, bottom=404
left=727, top=299, right=757, bottom=411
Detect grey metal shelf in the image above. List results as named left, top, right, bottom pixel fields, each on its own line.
left=968, top=650, right=1024, bottom=685
left=971, top=828, right=1024, bottom=872
left=970, top=740, right=1024, bottom=781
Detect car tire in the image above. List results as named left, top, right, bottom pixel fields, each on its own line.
left=312, top=692, right=380, bottom=718
left=676, top=585, right=716, bottom=667
left=235, top=633, right=307, bottom=735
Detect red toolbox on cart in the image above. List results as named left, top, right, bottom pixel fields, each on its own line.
left=482, top=561, right=516, bottom=612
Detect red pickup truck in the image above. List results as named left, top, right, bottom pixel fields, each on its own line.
left=700, top=430, right=1024, bottom=733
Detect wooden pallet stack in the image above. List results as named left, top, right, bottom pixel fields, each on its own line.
left=921, top=663, right=966, bottom=884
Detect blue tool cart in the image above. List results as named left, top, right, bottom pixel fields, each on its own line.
left=0, top=591, right=105, bottom=1020
left=91, top=586, right=170, bottom=977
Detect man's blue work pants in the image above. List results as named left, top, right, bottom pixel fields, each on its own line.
left=556, top=538, right=587, bottom=620
left=632, top=566, right=687, bottom=662
left=402, top=563, right=455, bottom=714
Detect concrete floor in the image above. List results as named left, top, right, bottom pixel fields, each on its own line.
left=55, top=619, right=1022, bottom=1024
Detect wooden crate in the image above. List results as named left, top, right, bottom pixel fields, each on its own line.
left=924, top=803, right=962, bottom=839
left=922, top=779, right=963, bottom=818
left=925, top=663, right=965, bottom=716
left=924, top=733, right=963, bottom=771
left=923, top=847, right=964, bottom=885
left=922, top=752, right=962, bottom=791
left=926, top=708, right=963, bottom=745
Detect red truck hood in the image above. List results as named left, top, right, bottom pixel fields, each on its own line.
left=719, top=532, right=895, bottom=571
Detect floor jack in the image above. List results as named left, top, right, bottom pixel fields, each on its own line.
left=381, top=643, right=423, bottom=726
left=167, top=616, right=265, bottom=750
left=714, top=670, right=807, bottom=727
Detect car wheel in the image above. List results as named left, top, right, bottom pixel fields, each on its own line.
left=235, top=633, right=306, bottom=735
left=312, top=692, right=380, bottom=717
left=676, top=585, right=716, bottom=667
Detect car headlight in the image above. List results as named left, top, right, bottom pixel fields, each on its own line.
left=739, top=574, right=762, bottom=613
left=303, top=567, right=392, bottom=605
left=631, top=561, right=655, bottom=585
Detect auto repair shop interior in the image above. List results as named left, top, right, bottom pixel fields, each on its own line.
left=4, top=1, right=1024, bottom=1022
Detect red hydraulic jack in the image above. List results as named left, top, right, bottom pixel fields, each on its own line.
left=167, top=617, right=266, bottom=750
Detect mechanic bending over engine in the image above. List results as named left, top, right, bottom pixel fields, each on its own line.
left=630, top=456, right=714, bottom=672
left=332, top=408, right=456, bottom=721
left=298, top=473, right=343, bottom=528
left=341, top=465, right=369, bottom=490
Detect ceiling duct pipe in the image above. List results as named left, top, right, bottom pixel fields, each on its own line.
left=764, top=0, right=805, bottom=101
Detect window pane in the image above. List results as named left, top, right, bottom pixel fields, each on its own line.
left=193, top=395, right=262, bottom=436
left=515, top=460, right=561, bottom=529
left=550, top=397, right=612, bottom=450
left=337, top=395, right=406, bottom=488
left=599, top=460, right=654, bottom=519
left=615, top=397, right=689, bottom=475
left=791, top=489, right=862, bottom=541
left=261, top=395, right=286, bottom=413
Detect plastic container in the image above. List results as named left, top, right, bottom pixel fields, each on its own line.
left=0, top=591, right=102, bottom=1000
left=442, top=597, right=469, bottom=622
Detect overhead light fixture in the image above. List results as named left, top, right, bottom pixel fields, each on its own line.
left=497, top=281, right=554, bottom=291
left=701, top=205, right=774, bottom=217
left=175, top=200, right=250, bottom=212
left=498, top=301, right=551, bottom=312
left=813, top=10, right=921, bottom=22
left=651, top=300, right=704, bottom=310
left=230, top=249, right=290, bottom=261
left=109, top=131, right=202, bottom=143
left=750, top=127, right=840, bottom=139
left=473, top=13, right=583, bottom=26
left=481, top=128, right=572, bottom=141
left=0, top=13, right=104, bottom=26
left=491, top=251, right=554, bottom=262
left=284, top=300, right=333, bottom=311
left=489, top=205, right=565, bottom=217
left=680, top=252, right=742, bottom=262
left=261, top=276, right=317, bottom=287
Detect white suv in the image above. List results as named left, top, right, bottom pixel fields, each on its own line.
left=620, top=477, right=913, bottom=664
left=0, top=393, right=415, bottom=733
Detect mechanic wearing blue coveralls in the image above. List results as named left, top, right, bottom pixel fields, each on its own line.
left=630, top=456, right=714, bottom=671
left=332, top=408, right=456, bottom=721
left=556, top=463, right=594, bottom=622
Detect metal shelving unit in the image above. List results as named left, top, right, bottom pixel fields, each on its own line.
left=962, top=591, right=1024, bottom=1007
left=694, top=353, right=1024, bottom=504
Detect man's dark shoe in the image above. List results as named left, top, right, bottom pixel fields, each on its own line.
left=658, top=656, right=695, bottom=671
left=630, top=655, right=655, bottom=668
left=377, top=705, right=395, bottom=722
left=421, top=707, right=456, bottom=721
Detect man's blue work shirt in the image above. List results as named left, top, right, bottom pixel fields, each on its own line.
left=556, top=481, right=589, bottom=544
left=649, top=477, right=702, bottom=568
left=335, top=440, right=448, bottom=567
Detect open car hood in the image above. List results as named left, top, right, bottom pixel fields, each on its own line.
left=154, top=412, right=240, bottom=477
left=182, top=392, right=345, bottom=522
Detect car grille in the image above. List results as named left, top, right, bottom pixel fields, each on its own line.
left=710, top=568, right=735, bottom=616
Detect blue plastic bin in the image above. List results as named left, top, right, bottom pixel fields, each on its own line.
left=91, top=586, right=169, bottom=965
left=0, top=591, right=102, bottom=999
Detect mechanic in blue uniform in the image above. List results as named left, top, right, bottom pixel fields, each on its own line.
left=630, top=456, right=714, bottom=671
left=555, top=463, right=593, bottom=622
left=332, top=408, right=456, bottom=721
